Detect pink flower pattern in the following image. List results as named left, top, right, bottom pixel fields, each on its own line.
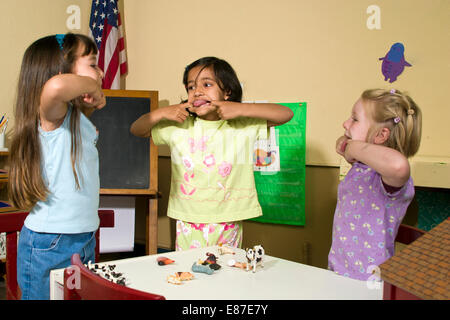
left=223, top=223, right=236, bottom=231
left=184, top=172, right=194, bottom=182
left=203, top=154, right=216, bottom=168
left=218, top=161, right=232, bottom=177
left=180, top=184, right=196, bottom=195
left=188, top=137, right=208, bottom=153
left=182, top=155, right=194, bottom=171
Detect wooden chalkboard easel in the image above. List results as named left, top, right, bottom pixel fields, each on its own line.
left=90, top=89, right=159, bottom=254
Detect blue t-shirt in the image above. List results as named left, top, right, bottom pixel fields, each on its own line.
left=25, top=106, right=100, bottom=233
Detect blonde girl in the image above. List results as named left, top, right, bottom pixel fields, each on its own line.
left=328, top=88, right=422, bottom=281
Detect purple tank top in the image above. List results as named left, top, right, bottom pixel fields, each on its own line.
left=328, top=162, right=415, bottom=281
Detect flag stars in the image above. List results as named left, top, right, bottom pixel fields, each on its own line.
left=90, top=0, right=121, bottom=45
left=90, top=0, right=127, bottom=89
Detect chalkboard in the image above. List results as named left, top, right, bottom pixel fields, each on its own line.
left=89, top=90, right=159, bottom=195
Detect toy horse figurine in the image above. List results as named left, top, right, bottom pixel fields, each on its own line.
left=245, top=245, right=265, bottom=273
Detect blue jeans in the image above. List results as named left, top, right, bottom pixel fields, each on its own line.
left=17, top=225, right=96, bottom=300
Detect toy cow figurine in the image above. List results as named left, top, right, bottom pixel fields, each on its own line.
left=245, top=245, right=265, bottom=273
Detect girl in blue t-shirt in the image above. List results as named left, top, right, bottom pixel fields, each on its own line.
left=131, top=57, right=293, bottom=251
left=8, top=33, right=106, bottom=299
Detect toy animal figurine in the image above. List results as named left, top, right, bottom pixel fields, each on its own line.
left=200, top=252, right=221, bottom=270
left=166, top=274, right=182, bottom=285
left=245, top=245, right=265, bottom=273
left=191, top=262, right=214, bottom=275
left=167, top=272, right=194, bottom=285
left=218, top=244, right=235, bottom=255
left=204, top=252, right=218, bottom=264
left=157, top=256, right=175, bottom=266
left=175, top=272, right=194, bottom=281
left=227, top=259, right=247, bottom=270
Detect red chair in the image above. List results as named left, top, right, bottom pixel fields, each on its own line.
left=0, top=209, right=115, bottom=300
left=395, top=224, right=425, bottom=246
left=64, top=253, right=165, bottom=300
left=383, top=223, right=426, bottom=300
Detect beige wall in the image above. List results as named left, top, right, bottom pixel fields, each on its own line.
left=3, top=1, right=449, bottom=160
left=122, top=0, right=450, bottom=166
left=1, top=1, right=444, bottom=268
left=1, top=0, right=92, bottom=141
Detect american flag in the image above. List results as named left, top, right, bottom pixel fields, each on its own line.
left=89, top=0, right=127, bottom=89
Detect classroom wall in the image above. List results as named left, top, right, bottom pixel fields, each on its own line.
left=125, top=0, right=448, bottom=267
left=1, top=1, right=447, bottom=269
left=1, top=1, right=93, bottom=136
left=122, top=0, right=450, bottom=166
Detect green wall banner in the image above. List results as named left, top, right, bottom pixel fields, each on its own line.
left=252, top=102, right=306, bottom=226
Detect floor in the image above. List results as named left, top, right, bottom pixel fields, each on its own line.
left=0, top=244, right=169, bottom=300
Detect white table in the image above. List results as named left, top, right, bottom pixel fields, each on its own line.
left=50, top=246, right=382, bottom=300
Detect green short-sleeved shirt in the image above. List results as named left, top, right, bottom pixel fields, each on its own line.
left=152, top=116, right=267, bottom=223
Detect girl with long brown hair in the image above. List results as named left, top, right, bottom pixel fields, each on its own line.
left=8, top=33, right=105, bottom=299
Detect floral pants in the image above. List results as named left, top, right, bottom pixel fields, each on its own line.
left=175, top=220, right=243, bottom=251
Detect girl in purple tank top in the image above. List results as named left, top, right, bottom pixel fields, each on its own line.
left=328, top=88, right=422, bottom=281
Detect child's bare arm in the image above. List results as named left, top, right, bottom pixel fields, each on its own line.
left=344, top=140, right=410, bottom=187
left=130, top=103, right=191, bottom=138
left=40, top=74, right=104, bottom=129
left=212, top=101, right=294, bottom=127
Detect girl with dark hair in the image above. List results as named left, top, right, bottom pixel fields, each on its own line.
left=8, top=33, right=105, bottom=299
left=131, top=56, right=293, bottom=251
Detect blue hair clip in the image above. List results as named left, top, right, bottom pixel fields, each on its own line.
left=55, top=34, right=65, bottom=50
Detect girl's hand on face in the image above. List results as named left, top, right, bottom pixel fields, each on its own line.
left=342, top=139, right=359, bottom=164
left=336, top=135, right=349, bottom=157
left=337, top=135, right=357, bottom=163
left=81, top=88, right=106, bottom=110
left=163, top=102, right=191, bottom=123
left=212, top=100, right=241, bottom=120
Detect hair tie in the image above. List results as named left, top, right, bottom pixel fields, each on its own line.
left=390, top=89, right=396, bottom=94
left=393, top=117, right=401, bottom=124
left=407, top=109, right=415, bottom=115
left=55, top=34, right=65, bottom=50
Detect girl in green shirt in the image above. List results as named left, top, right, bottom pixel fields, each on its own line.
left=131, top=57, right=293, bottom=250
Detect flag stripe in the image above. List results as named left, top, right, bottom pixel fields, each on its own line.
left=104, top=27, right=120, bottom=89
left=104, top=23, right=118, bottom=74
